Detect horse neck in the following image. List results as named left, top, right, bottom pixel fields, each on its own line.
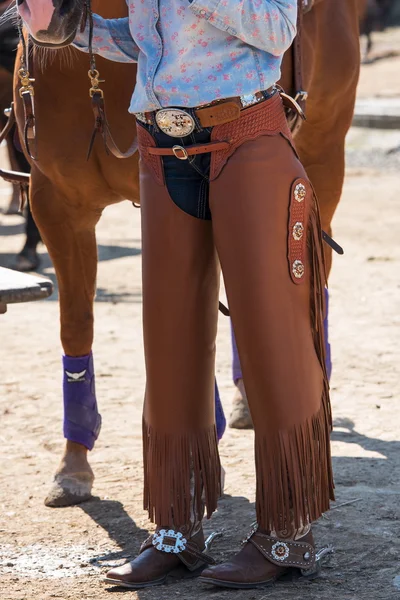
left=92, top=0, right=128, bottom=19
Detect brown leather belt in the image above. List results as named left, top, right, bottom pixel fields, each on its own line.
left=147, top=141, right=231, bottom=160
left=137, top=90, right=272, bottom=131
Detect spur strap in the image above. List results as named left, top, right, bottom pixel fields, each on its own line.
left=140, top=533, right=215, bottom=571
left=248, top=532, right=316, bottom=570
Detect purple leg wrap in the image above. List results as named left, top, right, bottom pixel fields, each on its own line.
left=231, top=287, right=333, bottom=384
left=231, top=321, right=242, bottom=383
left=63, top=352, right=101, bottom=451
left=215, top=380, right=226, bottom=441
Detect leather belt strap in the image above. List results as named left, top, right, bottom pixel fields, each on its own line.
left=143, top=91, right=269, bottom=129
left=147, top=141, right=231, bottom=159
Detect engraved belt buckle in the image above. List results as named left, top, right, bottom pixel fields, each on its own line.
left=155, top=108, right=195, bottom=138
left=152, top=529, right=187, bottom=554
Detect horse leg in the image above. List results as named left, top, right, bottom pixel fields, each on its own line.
left=4, top=129, right=23, bottom=215
left=366, top=32, right=373, bottom=56
left=229, top=322, right=253, bottom=429
left=10, top=147, right=42, bottom=272
left=15, top=200, right=42, bottom=271
left=29, top=169, right=102, bottom=507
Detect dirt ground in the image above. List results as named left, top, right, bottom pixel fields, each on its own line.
left=1, top=28, right=400, bottom=600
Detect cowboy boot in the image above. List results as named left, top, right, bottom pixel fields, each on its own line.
left=200, top=526, right=319, bottom=589
left=105, top=527, right=215, bottom=589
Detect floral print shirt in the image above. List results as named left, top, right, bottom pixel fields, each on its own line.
left=74, top=0, right=297, bottom=113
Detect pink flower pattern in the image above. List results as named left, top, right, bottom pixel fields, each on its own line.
left=74, top=0, right=297, bottom=113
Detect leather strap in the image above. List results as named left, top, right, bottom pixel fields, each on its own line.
left=21, top=90, right=37, bottom=160
left=89, top=91, right=138, bottom=159
left=0, top=103, right=30, bottom=212
left=0, top=168, right=30, bottom=186
left=140, top=534, right=215, bottom=571
left=0, top=103, right=16, bottom=146
left=249, top=531, right=316, bottom=570
left=142, top=92, right=270, bottom=129
left=147, top=141, right=230, bottom=158
left=196, top=101, right=241, bottom=128
left=287, top=0, right=308, bottom=136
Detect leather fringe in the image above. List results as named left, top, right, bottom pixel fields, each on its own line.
left=143, top=419, right=221, bottom=527
left=255, top=194, right=334, bottom=532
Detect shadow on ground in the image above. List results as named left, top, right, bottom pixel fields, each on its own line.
left=78, top=499, right=148, bottom=563
left=0, top=244, right=142, bottom=303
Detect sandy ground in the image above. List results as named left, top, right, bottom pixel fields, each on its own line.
left=0, top=29, right=400, bottom=600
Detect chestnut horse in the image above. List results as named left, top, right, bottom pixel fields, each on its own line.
left=13, top=0, right=360, bottom=507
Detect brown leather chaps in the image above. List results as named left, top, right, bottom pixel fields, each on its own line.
left=138, top=93, right=334, bottom=533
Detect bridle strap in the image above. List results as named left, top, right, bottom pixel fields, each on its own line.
left=17, top=21, right=38, bottom=161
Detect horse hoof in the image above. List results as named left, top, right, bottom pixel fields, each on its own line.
left=44, top=473, right=94, bottom=508
left=220, top=465, right=226, bottom=497
left=14, top=249, right=40, bottom=272
left=229, top=380, right=254, bottom=430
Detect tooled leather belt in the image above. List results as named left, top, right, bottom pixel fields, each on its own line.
left=135, top=88, right=276, bottom=137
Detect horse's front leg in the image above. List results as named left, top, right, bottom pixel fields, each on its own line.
left=29, top=168, right=102, bottom=507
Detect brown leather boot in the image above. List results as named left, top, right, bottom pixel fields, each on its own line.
left=199, top=528, right=317, bottom=589
left=105, top=528, right=215, bottom=589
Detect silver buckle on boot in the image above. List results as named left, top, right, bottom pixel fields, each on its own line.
left=152, top=529, right=187, bottom=554
left=155, top=108, right=195, bottom=137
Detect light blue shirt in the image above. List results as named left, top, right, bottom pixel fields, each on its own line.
left=74, top=0, right=297, bottom=113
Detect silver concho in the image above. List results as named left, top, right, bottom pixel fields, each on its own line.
left=292, top=221, right=304, bottom=241
left=294, top=183, right=306, bottom=203
left=152, top=529, right=187, bottom=554
left=271, top=541, right=290, bottom=562
left=155, top=108, right=195, bottom=138
left=292, top=259, right=305, bottom=279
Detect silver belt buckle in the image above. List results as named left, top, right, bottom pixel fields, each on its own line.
left=155, top=108, right=195, bottom=138
left=240, top=93, right=264, bottom=109
left=135, top=111, right=148, bottom=125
